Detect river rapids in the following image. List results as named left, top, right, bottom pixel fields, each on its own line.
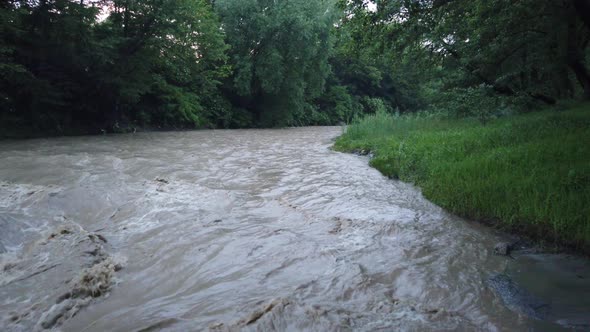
left=1, top=127, right=589, bottom=331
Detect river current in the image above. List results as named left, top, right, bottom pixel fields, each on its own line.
left=1, top=127, right=589, bottom=331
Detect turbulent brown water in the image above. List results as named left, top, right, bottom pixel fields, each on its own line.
left=1, top=127, right=589, bottom=331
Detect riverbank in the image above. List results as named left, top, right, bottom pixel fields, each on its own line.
left=0, top=123, right=198, bottom=140
left=333, top=104, right=590, bottom=253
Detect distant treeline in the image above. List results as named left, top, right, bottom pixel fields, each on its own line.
left=1, top=0, right=589, bottom=135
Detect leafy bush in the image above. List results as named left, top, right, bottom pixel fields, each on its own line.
left=360, top=96, right=394, bottom=115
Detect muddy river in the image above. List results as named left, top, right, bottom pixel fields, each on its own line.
left=1, top=127, right=589, bottom=331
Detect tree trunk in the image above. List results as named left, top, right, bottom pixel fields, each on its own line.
left=573, top=0, right=590, bottom=30
left=439, top=38, right=557, bottom=104
left=123, top=1, right=130, bottom=37
left=567, top=2, right=590, bottom=100
left=569, top=60, right=590, bottom=99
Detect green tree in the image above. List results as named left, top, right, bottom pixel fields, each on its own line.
left=215, top=0, right=337, bottom=127
left=0, top=0, right=230, bottom=134
left=100, top=0, right=230, bottom=129
left=340, top=0, right=590, bottom=115
left=1, top=0, right=105, bottom=133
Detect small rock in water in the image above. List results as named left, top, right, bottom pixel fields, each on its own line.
left=97, top=234, right=108, bottom=243
left=494, top=242, right=511, bottom=256
left=155, top=177, right=169, bottom=184
left=213, top=219, right=222, bottom=223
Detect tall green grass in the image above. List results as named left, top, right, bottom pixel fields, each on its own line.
left=335, top=105, right=590, bottom=251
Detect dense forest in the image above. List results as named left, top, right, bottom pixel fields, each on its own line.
left=1, top=0, right=589, bottom=135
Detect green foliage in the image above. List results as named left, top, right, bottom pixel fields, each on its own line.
left=0, top=0, right=229, bottom=134
left=316, top=85, right=362, bottom=124
left=340, top=0, right=590, bottom=114
left=360, top=97, right=393, bottom=114
left=318, top=9, right=424, bottom=120
left=335, top=104, right=590, bottom=250
left=425, top=85, right=499, bottom=123
left=216, top=0, right=337, bottom=127
left=101, top=0, right=231, bottom=129
left=2, top=0, right=589, bottom=134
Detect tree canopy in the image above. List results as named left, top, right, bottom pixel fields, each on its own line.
left=341, top=0, right=590, bottom=118
left=1, top=0, right=229, bottom=133
left=1, top=0, right=589, bottom=135
left=216, top=0, right=336, bottom=126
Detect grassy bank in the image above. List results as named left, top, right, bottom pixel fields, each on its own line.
left=334, top=104, right=590, bottom=251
